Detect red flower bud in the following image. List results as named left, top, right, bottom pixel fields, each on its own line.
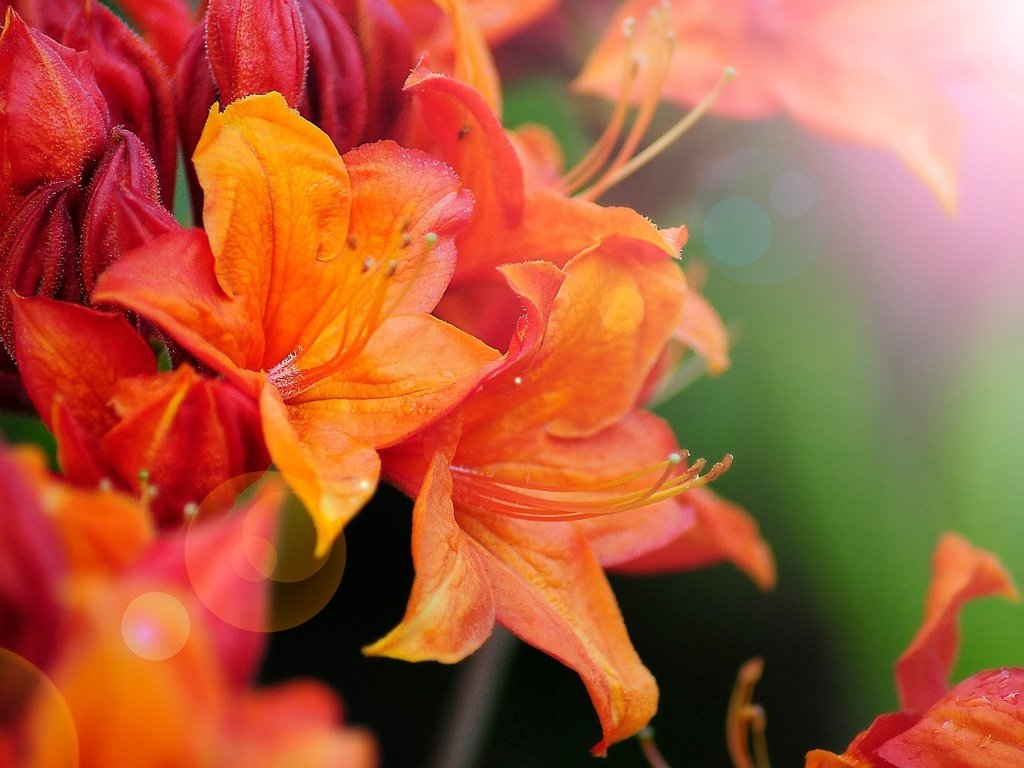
left=0, top=181, right=80, bottom=352
left=80, top=128, right=179, bottom=296
left=1, top=0, right=79, bottom=38
left=299, top=0, right=367, bottom=153
left=336, top=0, right=413, bottom=140
left=62, top=1, right=178, bottom=203
left=205, top=0, right=309, bottom=106
left=0, top=10, right=108, bottom=215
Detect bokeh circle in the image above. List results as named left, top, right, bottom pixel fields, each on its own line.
left=121, top=591, right=191, bottom=661
left=184, top=471, right=347, bottom=634
left=0, top=649, right=78, bottom=767
left=691, top=148, right=827, bottom=284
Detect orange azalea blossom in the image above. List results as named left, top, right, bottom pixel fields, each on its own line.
left=396, top=65, right=772, bottom=588
left=93, top=92, right=499, bottom=551
left=575, top=0, right=966, bottom=212
left=369, top=232, right=753, bottom=755
left=806, top=533, right=1022, bottom=768
left=0, top=445, right=377, bottom=767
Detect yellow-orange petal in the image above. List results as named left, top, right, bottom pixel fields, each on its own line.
left=457, top=238, right=686, bottom=446
left=459, top=512, right=658, bottom=755
left=194, top=92, right=353, bottom=367
left=259, top=384, right=380, bottom=555
left=364, top=452, right=494, bottom=662
left=285, top=313, right=499, bottom=448
left=894, top=532, right=1020, bottom=713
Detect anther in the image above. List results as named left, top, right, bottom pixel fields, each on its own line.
left=385, top=260, right=399, bottom=277
left=424, top=232, right=439, bottom=247
left=361, top=257, right=376, bottom=273
left=398, top=216, right=412, bottom=233
left=400, top=234, right=412, bottom=249
left=346, top=234, right=358, bottom=249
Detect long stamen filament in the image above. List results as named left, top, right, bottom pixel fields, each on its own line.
left=451, top=452, right=732, bottom=522
left=580, top=65, right=736, bottom=201
left=558, top=17, right=640, bottom=194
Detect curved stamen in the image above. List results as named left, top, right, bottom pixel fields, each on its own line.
left=451, top=451, right=732, bottom=522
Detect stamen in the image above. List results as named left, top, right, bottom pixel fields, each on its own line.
left=726, top=658, right=771, bottom=768
left=580, top=66, right=736, bottom=201
left=450, top=451, right=732, bottom=521
left=558, top=16, right=641, bottom=194
left=563, top=0, right=735, bottom=202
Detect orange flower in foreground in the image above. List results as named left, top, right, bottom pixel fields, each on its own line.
left=369, top=236, right=741, bottom=754
left=575, top=0, right=965, bottom=212
left=0, top=446, right=377, bottom=768
left=93, top=92, right=498, bottom=550
left=806, top=533, right=1022, bottom=768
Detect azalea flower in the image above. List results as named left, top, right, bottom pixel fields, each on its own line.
left=0, top=443, right=377, bottom=767
left=806, top=533, right=1022, bottom=768
left=93, top=92, right=499, bottom=550
left=575, top=0, right=966, bottom=212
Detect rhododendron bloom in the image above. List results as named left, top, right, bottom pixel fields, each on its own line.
left=806, top=533, right=1022, bottom=768
left=370, top=232, right=744, bottom=754
left=576, top=0, right=965, bottom=212
left=0, top=445, right=377, bottom=768
left=94, top=92, right=498, bottom=549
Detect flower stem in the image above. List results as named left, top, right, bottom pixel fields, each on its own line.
left=427, top=626, right=519, bottom=768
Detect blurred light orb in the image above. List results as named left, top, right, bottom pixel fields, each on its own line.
left=703, top=197, right=772, bottom=266
left=185, top=472, right=347, bottom=633
left=0, top=649, right=78, bottom=767
left=121, top=591, right=191, bottom=661
left=692, top=148, right=827, bottom=284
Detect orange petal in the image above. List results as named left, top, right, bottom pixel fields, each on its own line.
left=92, top=224, right=259, bottom=373
left=401, top=64, right=525, bottom=273
left=259, top=384, right=380, bottom=554
left=101, top=366, right=269, bottom=526
left=11, top=446, right=153, bottom=577
left=11, top=296, right=156, bottom=436
left=286, top=313, right=498, bottom=449
left=895, top=533, right=1020, bottom=713
left=364, top=452, right=494, bottom=662
left=879, top=668, right=1024, bottom=768
left=458, top=238, right=686, bottom=444
left=677, top=285, right=731, bottom=375
left=575, top=0, right=963, bottom=212
left=225, top=681, right=379, bottom=768
left=193, top=92, right=353, bottom=368
left=612, top=487, right=776, bottom=591
left=460, top=512, right=657, bottom=755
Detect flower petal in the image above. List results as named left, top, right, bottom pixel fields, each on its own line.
left=459, top=512, right=657, bottom=755
left=259, top=384, right=380, bottom=554
left=364, top=452, right=494, bottom=662
left=879, top=668, right=1024, bottom=768
left=894, top=533, right=1020, bottom=714
left=612, top=488, right=776, bottom=591
left=287, top=313, right=498, bottom=448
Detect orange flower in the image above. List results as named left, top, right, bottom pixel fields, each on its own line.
left=806, top=533, right=1022, bottom=768
left=93, top=92, right=498, bottom=550
left=369, top=234, right=742, bottom=754
left=0, top=445, right=377, bottom=768
left=575, top=0, right=965, bottom=212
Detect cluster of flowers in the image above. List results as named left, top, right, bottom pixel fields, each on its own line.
left=0, top=0, right=776, bottom=763
left=2, top=0, right=1022, bottom=765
